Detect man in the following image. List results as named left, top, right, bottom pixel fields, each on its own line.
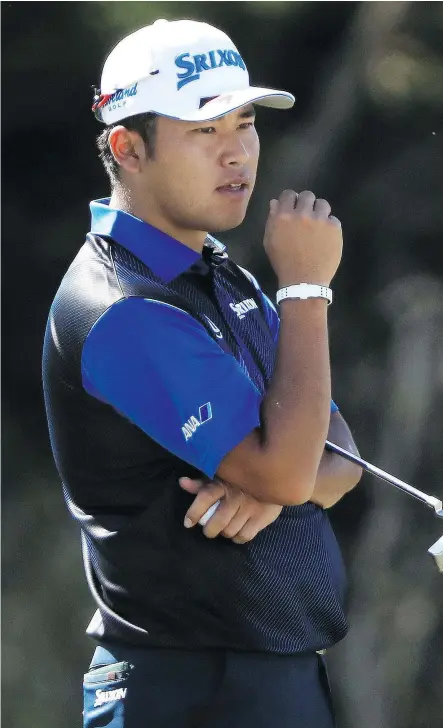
left=43, top=18, right=362, bottom=728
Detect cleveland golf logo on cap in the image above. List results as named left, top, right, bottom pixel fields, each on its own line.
left=175, top=49, right=246, bottom=90
left=93, top=83, right=139, bottom=120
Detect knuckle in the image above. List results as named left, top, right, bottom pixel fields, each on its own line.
left=234, top=532, right=254, bottom=544
left=207, top=481, right=224, bottom=497
left=215, top=515, right=234, bottom=532
left=193, top=490, right=211, bottom=505
left=203, top=528, right=217, bottom=539
left=296, top=212, right=315, bottom=225
left=203, top=518, right=224, bottom=537
left=204, top=514, right=220, bottom=531
left=276, top=211, right=293, bottom=223
left=234, top=491, right=246, bottom=505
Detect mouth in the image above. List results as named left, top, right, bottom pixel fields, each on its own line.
left=216, top=182, right=249, bottom=197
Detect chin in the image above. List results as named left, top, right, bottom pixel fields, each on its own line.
left=207, top=211, right=248, bottom=234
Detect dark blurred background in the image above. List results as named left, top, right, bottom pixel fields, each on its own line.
left=2, top=2, right=443, bottom=727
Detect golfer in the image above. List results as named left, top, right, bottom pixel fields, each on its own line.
left=43, top=18, right=362, bottom=728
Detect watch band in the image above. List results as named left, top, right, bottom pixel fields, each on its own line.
left=276, top=283, right=333, bottom=305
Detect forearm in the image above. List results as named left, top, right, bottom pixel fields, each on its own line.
left=259, top=299, right=332, bottom=498
left=310, top=411, right=363, bottom=508
left=216, top=189, right=343, bottom=506
left=218, top=299, right=332, bottom=505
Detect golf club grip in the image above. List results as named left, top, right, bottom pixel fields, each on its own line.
left=428, top=535, right=443, bottom=572
left=199, top=501, right=220, bottom=526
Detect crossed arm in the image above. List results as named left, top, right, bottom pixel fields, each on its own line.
left=180, top=409, right=362, bottom=543
left=82, top=289, right=362, bottom=541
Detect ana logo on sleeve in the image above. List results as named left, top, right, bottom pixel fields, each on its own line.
left=182, top=403, right=212, bottom=441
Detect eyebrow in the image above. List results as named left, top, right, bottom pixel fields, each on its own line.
left=238, top=105, right=256, bottom=119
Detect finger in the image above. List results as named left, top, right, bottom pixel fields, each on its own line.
left=278, top=189, right=298, bottom=211
left=327, top=214, right=342, bottom=228
left=312, top=198, right=331, bottom=218
left=179, top=476, right=206, bottom=495
left=232, top=519, right=260, bottom=544
left=184, top=482, right=225, bottom=528
left=199, top=501, right=220, bottom=526
left=294, top=189, right=316, bottom=213
left=202, top=500, right=241, bottom=539
left=221, top=509, right=251, bottom=539
left=229, top=508, right=281, bottom=542
left=269, top=198, right=278, bottom=214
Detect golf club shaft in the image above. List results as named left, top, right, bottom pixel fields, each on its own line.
left=199, top=441, right=442, bottom=526
left=325, top=440, right=442, bottom=513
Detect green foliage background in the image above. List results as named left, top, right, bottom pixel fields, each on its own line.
left=2, top=3, right=443, bottom=727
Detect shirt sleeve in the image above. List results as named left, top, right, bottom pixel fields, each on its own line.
left=81, top=297, right=262, bottom=478
left=238, top=266, right=339, bottom=415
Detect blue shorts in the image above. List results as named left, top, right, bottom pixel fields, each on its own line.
left=83, top=643, right=335, bottom=728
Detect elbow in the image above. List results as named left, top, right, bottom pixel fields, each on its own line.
left=255, top=483, right=315, bottom=507
left=253, top=459, right=318, bottom=506
left=348, top=464, right=364, bottom=490
left=340, top=462, right=363, bottom=495
left=278, top=483, right=315, bottom=506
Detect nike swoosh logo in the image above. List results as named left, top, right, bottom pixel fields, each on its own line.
left=204, top=316, right=223, bottom=339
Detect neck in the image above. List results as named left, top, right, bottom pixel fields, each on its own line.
left=109, top=186, right=207, bottom=254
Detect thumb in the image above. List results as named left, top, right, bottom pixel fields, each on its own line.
left=178, top=476, right=205, bottom=494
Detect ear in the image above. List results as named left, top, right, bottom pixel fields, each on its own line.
left=108, top=126, right=146, bottom=174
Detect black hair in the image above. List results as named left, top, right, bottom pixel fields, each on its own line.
left=96, top=112, right=157, bottom=186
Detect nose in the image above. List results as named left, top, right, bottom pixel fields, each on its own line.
left=220, top=134, right=250, bottom=167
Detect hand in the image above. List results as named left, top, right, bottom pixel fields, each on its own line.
left=263, top=189, right=342, bottom=287
left=179, top=477, right=283, bottom=544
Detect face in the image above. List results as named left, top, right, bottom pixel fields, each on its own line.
left=137, top=105, right=260, bottom=240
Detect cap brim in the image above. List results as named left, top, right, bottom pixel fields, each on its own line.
left=171, top=87, right=295, bottom=122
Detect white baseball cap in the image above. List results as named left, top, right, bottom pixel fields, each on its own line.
left=92, top=18, right=295, bottom=125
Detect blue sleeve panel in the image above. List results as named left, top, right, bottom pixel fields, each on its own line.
left=81, top=298, right=262, bottom=478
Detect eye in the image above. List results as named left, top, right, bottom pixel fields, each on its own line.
left=195, top=126, right=216, bottom=134
left=238, top=121, right=255, bottom=130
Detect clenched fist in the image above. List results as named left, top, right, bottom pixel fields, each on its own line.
left=264, top=190, right=343, bottom=288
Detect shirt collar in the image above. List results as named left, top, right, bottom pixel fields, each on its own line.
left=89, top=198, right=227, bottom=283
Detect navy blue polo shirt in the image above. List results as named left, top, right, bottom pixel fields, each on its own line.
left=43, top=198, right=347, bottom=654
left=83, top=200, right=338, bottom=476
